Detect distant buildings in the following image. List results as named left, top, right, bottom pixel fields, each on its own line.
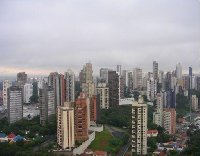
left=57, top=102, right=75, bottom=150
left=23, top=83, right=33, bottom=103
left=176, top=63, right=182, bottom=80
left=8, top=86, right=23, bottom=124
left=3, top=80, right=12, bottom=109
left=132, top=96, right=147, bottom=155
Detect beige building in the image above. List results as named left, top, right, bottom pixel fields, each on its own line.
left=163, top=108, right=176, bottom=135
left=57, top=102, right=75, bottom=150
left=3, top=80, right=12, bottom=109
left=82, top=82, right=95, bottom=98
left=132, top=96, right=147, bottom=155
left=96, top=83, right=109, bottom=109
left=192, top=95, right=198, bottom=111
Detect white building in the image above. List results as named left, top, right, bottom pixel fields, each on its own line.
left=8, top=86, right=23, bottom=124
left=132, top=96, right=147, bottom=155
left=96, top=83, right=109, bottom=109
left=147, top=77, right=157, bottom=101
left=65, top=69, right=75, bottom=102
left=176, top=63, right=182, bottom=80
left=153, top=93, right=163, bottom=127
left=3, top=80, right=12, bottom=109
left=192, top=95, right=198, bottom=111
left=23, top=83, right=33, bottom=103
left=57, top=102, right=75, bottom=150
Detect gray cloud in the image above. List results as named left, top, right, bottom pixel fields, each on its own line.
left=0, top=0, right=200, bottom=76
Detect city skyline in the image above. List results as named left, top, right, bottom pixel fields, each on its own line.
left=0, top=0, right=200, bottom=76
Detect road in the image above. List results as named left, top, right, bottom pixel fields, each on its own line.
left=105, top=125, right=131, bottom=156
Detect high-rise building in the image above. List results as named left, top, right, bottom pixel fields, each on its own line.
left=191, top=95, right=198, bottom=111
left=197, top=76, right=200, bottom=91
left=65, top=69, right=75, bottom=102
left=23, top=83, right=33, bottom=103
left=133, top=68, right=143, bottom=89
left=99, top=68, right=111, bottom=83
left=116, top=65, right=122, bottom=76
left=165, top=89, right=176, bottom=108
left=127, top=71, right=133, bottom=92
left=182, top=76, right=190, bottom=91
left=147, top=77, right=157, bottom=101
left=153, top=61, right=158, bottom=80
left=48, top=72, right=65, bottom=106
left=108, top=71, right=119, bottom=107
left=132, top=96, right=147, bottom=155
left=80, top=63, right=93, bottom=84
left=17, top=72, right=27, bottom=84
left=3, top=80, right=12, bottom=109
left=176, top=63, right=182, bottom=80
left=153, top=93, right=163, bottom=127
left=7, top=86, right=23, bottom=124
left=90, top=95, right=97, bottom=122
left=96, top=83, right=109, bottom=109
left=163, top=108, right=176, bottom=134
left=82, top=82, right=95, bottom=98
left=57, top=102, right=75, bottom=150
left=39, top=85, right=55, bottom=126
left=75, top=93, right=89, bottom=142
left=120, top=76, right=125, bottom=99
left=165, top=72, right=172, bottom=91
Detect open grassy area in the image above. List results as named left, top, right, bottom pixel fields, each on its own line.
left=89, top=129, right=123, bottom=155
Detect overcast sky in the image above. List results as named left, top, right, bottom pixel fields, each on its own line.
left=0, top=0, right=200, bottom=77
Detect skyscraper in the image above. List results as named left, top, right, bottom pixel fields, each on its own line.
left=133, top=68, right=143, bottom=89
left=65, top=69, right=75, bottom=102
left=176, top=63, right=182, bottom=80
left=57, top=102, right=75, bottom=150
left=147, top=77, right=157, bottom=101
left=96, top=83, right=109, bottom=109
left=3, top=80, right=12, bottom=109
left=39, top=85, right=55, bottom=126
left=108, top=71, right=119, bottom=107
left=116, top=65, right=122, bottom=76
left=132, top=96, right=147, bottom=155
left=7, top=86, right=23, bottom=124
left=163, top=108, right=176, bottom=134
left=191, top=95, right=198, bottom=111
left=153, top=61, right=158, bottom=80
left=75, top=93, right=89, bottom=142
left=48, top=72, right=65, bottom=106
left=23, top=83, right=33, bottom=103
left=79, top=62, right=93, bottom=84
left=99, top=68, right=111, bottom=83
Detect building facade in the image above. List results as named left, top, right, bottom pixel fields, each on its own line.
left=23, top=83, right=33, bottom=103
left=132, top=96, right=147, bottom=155
left=7, top=86, right=23, bottom=124
left=57, top=102, right=75, bottom=150
left=96, top=83, right=109, bottom=109
left=3, top=80, right=12, bottom=109
left=65, top=69, right=75, bottom=102
left=163, top=108, right=176, bottom=134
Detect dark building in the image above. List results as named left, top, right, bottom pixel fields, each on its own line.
left=127, top=72, right=133, bottom=93
left=183, top=76, right=190, bottom=90
left=197, top=76, right=200, bottom=91
left=108, top=71, right=119, bottom=107
left=120, top=76, right=125, bottom=99
left=166, top=89, right=176, bottom=108
left=39, top=85, right=55, bottom=126
left=17, top=72, right=27, bottom=84
left=165, top=72, right=172, bottom=91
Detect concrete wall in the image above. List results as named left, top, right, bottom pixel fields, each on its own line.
left=73, top=132, right=95, bottom=155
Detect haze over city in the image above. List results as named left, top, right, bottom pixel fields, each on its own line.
left=0, top=0, right=200, bottom=76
